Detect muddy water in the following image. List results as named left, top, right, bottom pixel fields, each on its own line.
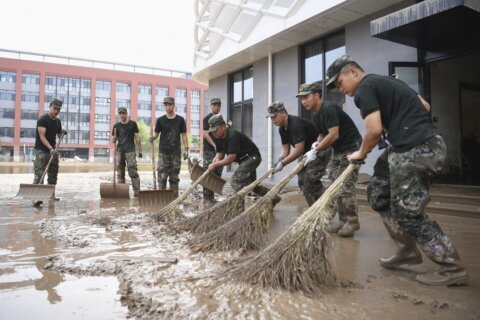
left=1, top=171, right=479, bottom=319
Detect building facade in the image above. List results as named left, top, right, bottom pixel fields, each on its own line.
left=0, top=50, right=208, bottom=162
left=193, top=0, right=480, bottom=185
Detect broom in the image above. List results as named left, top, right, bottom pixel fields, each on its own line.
left=171, top=168, right=275, bottom=234
left=224, top=161, right=362, bottom=295
left=154, top=169, right=210, bottom=222
left=189, top=157, right=307, bottom=253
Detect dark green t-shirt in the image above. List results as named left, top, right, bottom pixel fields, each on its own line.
left=216, top=128, right=260, bottom=163
left=354, top=74, right=435, bottom=152
left=113, top=120, right=139, bottom=152
left=313, top=101, right=361, bottom=153
left=35, top=114, right=62, bottom=152
left=279, top=115, right=318, bottom=154
left=154, top=115, right=187, bottom=154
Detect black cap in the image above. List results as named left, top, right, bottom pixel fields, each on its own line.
left=326, top=55, right=355, bottom=89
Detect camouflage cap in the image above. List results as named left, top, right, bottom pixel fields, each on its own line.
left=296, top=82, right=322, bottom=97
left=326, top=55, right=355, bottom=89
left=50, top=98, right=63, bottom=107
left=210, top=98, right=221, bottom=105
left=117, top=107, right=128, bottom=114
left=208, top=114, right=226, bottom=133
left=265, top=101, right=286, bottom=118
left=163, top=96, right=175, bottom=104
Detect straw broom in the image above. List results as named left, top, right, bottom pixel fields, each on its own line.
left=189, top=158, right=307, bottom=253
left=170, top=168, right=275, bottom=234
left=224, top=162, right=361, bottom=295
left=154, top=170, right=210, bottom=222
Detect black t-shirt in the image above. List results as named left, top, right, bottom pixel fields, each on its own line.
left=113, top=120, right=139, bottom=152
left=154, top=115, right=187, bottom=154
left=35, top=114, right=62, bottom=152
left=313, top=101, right=361, bottom=153
left=216, top=128, right=260, bottom=163
left=203, top=112, right=217, bottom=153
left=279, top=115, right=318, bottom=154
left=354, top=74, right=435, bottom=152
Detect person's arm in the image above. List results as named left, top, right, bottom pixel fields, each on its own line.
left=38, top=126, right=54, bottom=150
left=203, top=130, right=216, bottom=149
left=347, top=110, right=382, bottom=161
left=282, top=141, right=305, bottom=165
left=314, top=126, right=339, bottom=152
left=182, top=132, right=189, bottom=151
left=418, top=95, right=431, bottom=113
left=208, top=153, right=235, bottom=172
left=134, top=132, right=142, bottom=153
left=150, top=131, right=159, bottom=142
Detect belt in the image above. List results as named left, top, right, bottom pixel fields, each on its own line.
left=238, top=153, right=260, bottom=164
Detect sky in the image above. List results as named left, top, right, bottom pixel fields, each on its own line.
left=2, top=0, right=196, bottom=72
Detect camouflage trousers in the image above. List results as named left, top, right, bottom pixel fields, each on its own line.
left=116, top=151, right=140, bottom=192
left=367, top=135, right=460, bottom=265
left=157, top=153, right=181, bottom=192
left=298, top=149, right=331, bottom=206
left=33, top=150, right=59, bottom=185
left=328, top=149, right=360, bottom=222
left=230, top=155, right=261, bottom=192
left=203, top=149, right=222, bottom=200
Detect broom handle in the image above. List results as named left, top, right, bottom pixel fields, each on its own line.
left=39, top=132, right=65, bottom=184
left=151, top=128, right=157, bottom=190
left=174, top=169, right=210, bottom=204
left=113, top=128, right=116, bottom=191
left=268, top=156, right=307, bottom=195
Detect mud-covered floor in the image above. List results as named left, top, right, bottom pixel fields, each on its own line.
left=1, top=171, right=479, bottom=319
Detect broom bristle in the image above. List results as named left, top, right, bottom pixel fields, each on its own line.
left=222, top=162, right=360, bottom=294
left=170, top=194, right=245, bottom=234
left=188, top=196, right=273, bottom=252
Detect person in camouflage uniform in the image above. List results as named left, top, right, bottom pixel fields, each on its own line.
left=268, top=101, right=328, bottom=207
left=33, top=98, right=68, bottom=200
left=202, top=97, right=223, bottom=203
left=327, top=55, right=467, bottom=286
left=150, top=96, right=188, bottom=197
left=112, top=107, right=142, bottom=197
left=206, top=114, right=280, bottom=205
left=297, top=82, right=362, bottom=237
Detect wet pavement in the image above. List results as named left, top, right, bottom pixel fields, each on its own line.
left=0, top=171, right=479, bottom=319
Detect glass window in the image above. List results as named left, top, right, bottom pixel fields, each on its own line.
left=229, top=66, right=253, bottom=139
left=156, top=86, right=169, bottom=97
left=0, top=71, right=16, bottom=83
left=191, top=90, right=200, bottom=99
left=0, top=127, right=14, bottom=138
left=96, top=80, right=111, bottom=92
left=138, top=101, right=151, bottom=110
left=116, top=82, right=131, bottom=93
left=21, top=109, right=38, bottom=120
left=0, top=90, right=16, bottom=101
left=175, top=88, right=187, bottom=98
left=233, top=72, right=243, bottom=103
left=22, top=74, right=40, bottom=85
left=138, top=84, right=152, bottom=95
left=0, top=108, right=15, bottom=119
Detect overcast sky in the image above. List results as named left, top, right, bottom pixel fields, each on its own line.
left=2, top=0, right=196, bottom=72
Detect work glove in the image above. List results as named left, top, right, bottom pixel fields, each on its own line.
left=149, top=136, right=155, bottom=143
left=183, top=150, right=189, bottom=161
left=273, top=160, right=284, bottom=173
left=138, top=152, right=143, bottom=159
left=60, top=129, right=68, bottom=136
left=304, top=149, right=317, bottom=166
left=311, top=141, right=319, bottom=150
left=49, top=147, right=58, bottom=156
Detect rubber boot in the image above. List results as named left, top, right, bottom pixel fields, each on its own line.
left=131, top=178, right=140, bottom=197
left=379, top=222, right=422, bottom=268
left=337, top=218, right=360, bottom=237
left=415, top=260, right=468, bottom=286
left=326, top=220, right=345, bottom=233
left=158, top=181, right=167, bottom=190
left=170, top=182, right=179, bottom=198
left=253, top=185, right=281, bottom=207
left=49, top=191, right=60, bottom=201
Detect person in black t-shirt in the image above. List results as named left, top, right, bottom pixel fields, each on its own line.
left=207, top=114, right=280, bottom=206
left=327, top=55, right=467, bottom=286
left=267, top=101, right=326, bottom=206
left=202, top=97, right=223, bottom=203
left=150, top=96, right=188, bottom=196
left=112, top=107, right=142, bottom=197
left=297, top=82, right=362, bottom=237
left=33, top=98, right=67, bottom=192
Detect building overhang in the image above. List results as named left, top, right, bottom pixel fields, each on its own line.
left=371, top=0, right=480, bottom=56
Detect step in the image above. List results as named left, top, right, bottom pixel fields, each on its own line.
left=356, top=194, right=480, bottom=219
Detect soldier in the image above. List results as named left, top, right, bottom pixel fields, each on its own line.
left=202, top=97, right=223, bottom=204
left=112, top=107, right=142, bottom=197
left=33, top=98, right=67, bottom=200
left=150, top=96, right=188, bottom=197
left=297, top=82, right=362, bottom=237
left=207, top=114, right=280, bottom=205
left=267, top=101, right=328, bottom=206
left=327, top=55, right=468, bottom=286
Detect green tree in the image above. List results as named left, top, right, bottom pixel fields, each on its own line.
left=136, top=120, right=152, bottom=158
